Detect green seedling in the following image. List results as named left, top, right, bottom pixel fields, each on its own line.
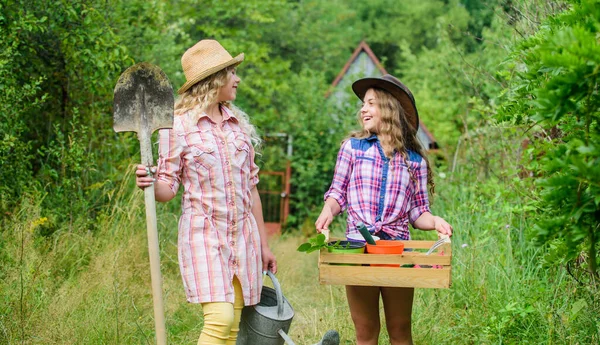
left=297, top=234, right=353, bottom=253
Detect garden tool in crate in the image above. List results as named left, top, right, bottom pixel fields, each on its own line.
left=237, top=271, right=340, bottom=345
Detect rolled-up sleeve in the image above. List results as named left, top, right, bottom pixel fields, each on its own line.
left=156, top=128, right=183, bottom=194
left=324, top=140, right=353, bottom=211
left=408, top=158, right=431, bottom=224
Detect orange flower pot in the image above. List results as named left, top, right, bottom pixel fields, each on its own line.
left=366, top=240, right=405, bottom=267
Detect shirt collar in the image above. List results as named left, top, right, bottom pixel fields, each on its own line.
left=220, top=105, right=238, bottom=122
left=195, top=104, right=239, bottom=123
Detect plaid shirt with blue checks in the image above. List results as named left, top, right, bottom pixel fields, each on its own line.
left=325, top=135, right=431, bottom=240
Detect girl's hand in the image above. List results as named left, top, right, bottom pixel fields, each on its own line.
left=135, top=164, right=156, bottom=189
left=433, top=216, right=453, bottom=237
left=315, top=207, right=334, bottom=232
left=261, top=246, right=277, bottom=274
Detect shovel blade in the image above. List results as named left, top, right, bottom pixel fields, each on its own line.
left=113, top=62, right=174, bottom=134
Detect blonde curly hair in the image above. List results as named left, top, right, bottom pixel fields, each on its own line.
left=174, top=66, right=261, bottom=147
left=347, top=88, right=435, bottom=196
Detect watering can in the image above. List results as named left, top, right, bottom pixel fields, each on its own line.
left=237, top=272, right=339, bottom=345
left=236, top=271, right=293, bottom=345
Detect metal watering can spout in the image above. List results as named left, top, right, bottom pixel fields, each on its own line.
left=278, top=329, right=339, bottom=345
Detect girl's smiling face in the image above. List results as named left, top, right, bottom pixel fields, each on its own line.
left=217, top=67, right=241, bottom=102
left=360, top=89, right=381, bottom=133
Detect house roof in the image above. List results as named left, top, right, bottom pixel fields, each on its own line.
left=328, top=41, right=387, bottom=94
left=326, top=40, right=439, bottom=149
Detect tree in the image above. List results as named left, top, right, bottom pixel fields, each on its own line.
left=499, top=0, right=600, bottom=276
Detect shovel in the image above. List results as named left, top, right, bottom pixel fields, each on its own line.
left=113, top=62, right=174, bottom=345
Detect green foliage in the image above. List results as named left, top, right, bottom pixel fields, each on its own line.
left=297, top=233, right=355, bottom=253
left=297, top=233, right=329, bottom=253
left=498, top=0, right=600, bottom=275
left=352, top=0, right=454, bottom=62
left=0, top=2, right=47, bottom=208
left=36, top=112, right=106, bottom=230
left=0, top=0, right=135, bottom=225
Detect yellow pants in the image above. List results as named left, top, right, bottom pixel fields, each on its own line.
left=198, top=276, right=244, bottom=345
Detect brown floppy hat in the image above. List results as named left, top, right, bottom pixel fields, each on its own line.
left=178, top=39, right=244, bottom=94
left=352, top=74, right=419, bottom=131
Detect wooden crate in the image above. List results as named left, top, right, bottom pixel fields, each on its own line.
left=318, top=239, right=452, bottom=288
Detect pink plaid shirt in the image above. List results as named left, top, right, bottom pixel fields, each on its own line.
left=156, top=105, right=263, bottom=305
left=325, top=136, right=431, bottom=240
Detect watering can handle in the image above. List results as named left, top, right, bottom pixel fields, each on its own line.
left=266, top=271, right=285, bottom=318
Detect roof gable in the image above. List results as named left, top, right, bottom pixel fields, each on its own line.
left=328, top=41, right=387, bottom=95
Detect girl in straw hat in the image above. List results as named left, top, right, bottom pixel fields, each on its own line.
left=315, top=74, right=452, bottom=345
left=136, top=39, right=277, bottom=345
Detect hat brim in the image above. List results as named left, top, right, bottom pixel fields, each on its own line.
left=352, top=77, right=419, bottom=131
left=178, top=53, right=245, bottom=94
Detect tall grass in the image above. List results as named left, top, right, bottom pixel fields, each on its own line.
left=1, top=146, right=599, bottom=344
left=1, top=166, right=195, bottom=344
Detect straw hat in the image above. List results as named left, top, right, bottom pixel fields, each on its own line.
left=178, top=40, right=244, bottom=94
left=352, top=74, right=419, bottom=131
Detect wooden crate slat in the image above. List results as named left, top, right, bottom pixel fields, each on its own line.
left=329, top=238, right=447, bottom=250
left=320, top=252, right=451, bottom=265
left=401, top=240, right=442, bottom=249
left=319, top=265, right=451, bottom=288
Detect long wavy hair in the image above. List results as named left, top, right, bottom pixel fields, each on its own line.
left=174, top=66, right=261, bottom=147
left=346, top=88, right=435, bottom=196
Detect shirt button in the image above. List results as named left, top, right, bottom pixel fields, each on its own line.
left=232, top=260, right=237, bottom=266
left=225, top=161, right=230, bottom=165
left=221, top=140, right=225, bottom=145
left=229, top=201, right=235, bottom=206
left=230, top=241, right=235, bottom=246
left=227, top=181, right=232, bottom=186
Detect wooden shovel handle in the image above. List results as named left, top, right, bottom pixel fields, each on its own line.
left=140, top=128, right=167, bottom=345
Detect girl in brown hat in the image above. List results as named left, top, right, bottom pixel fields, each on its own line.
left=315, top=74, right=452, bottom=345
left=135, top=39, right=277, bottom=345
